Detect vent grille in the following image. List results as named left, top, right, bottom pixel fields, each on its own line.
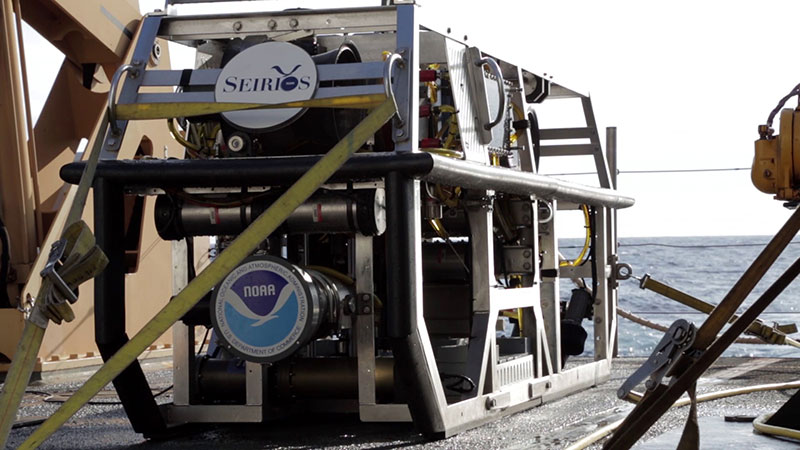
left=497, top=355, right=534, bottom=387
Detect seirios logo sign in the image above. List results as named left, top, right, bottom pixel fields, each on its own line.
left=215, top=41, right=318, bottom=130
left=221, top=64, right=313, bottom=93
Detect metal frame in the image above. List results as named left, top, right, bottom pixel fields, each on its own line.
left=93, top=178, right=168, bottom=436
left=76, top=3, right=632, bottom=439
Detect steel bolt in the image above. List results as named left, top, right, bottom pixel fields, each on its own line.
left=396, top=129, right=405, bottom=137
left=523, top=262, right=531, bottom=270
left=523, top=249, right=532, bottom=258
left=362, top=306, right=371, bottom=314
left=233, top=21, right=243, bottom=31
left=268, top=19, right=277, bottom=30
left=289, top=18, right=299, bottom=28
left=151, top=43, right=161, bottom=66
left=228, top=135, right=245, bottom=152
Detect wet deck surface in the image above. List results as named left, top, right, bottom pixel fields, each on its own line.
left=4, top=357, right=800, bottom=449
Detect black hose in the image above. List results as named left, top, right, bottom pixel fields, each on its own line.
left=185, top=236, right=196, bottom=281
left=440, top=372, right=476, bottom=394
left=528, top=109, right=541, bottom=170
left=589, top=207, right=598, bottom=305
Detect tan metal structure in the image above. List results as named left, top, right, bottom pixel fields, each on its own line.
left=0, top=0, right=179, bottom=372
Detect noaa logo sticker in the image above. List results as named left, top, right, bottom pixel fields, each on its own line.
left=215, top=41, right=318, bottom=130
left=212, top=258, right=309, bottom=361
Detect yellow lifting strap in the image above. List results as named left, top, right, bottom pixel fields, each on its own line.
left=17, top=98, right=396, bottom=449
left=115, top=93, right=388, bottom=120
left=638, top=273, right=800, bottom=347
left=0, top=108, right=112, bottom=447
left=0, top=221, right=107, bottom=443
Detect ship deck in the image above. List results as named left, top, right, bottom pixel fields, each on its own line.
left=4, top=357, right=800, bottom=449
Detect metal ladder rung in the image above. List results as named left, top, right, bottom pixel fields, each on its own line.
left=539, top=127, right=594, bottom=140
left=539, top=144, right=597, bottom=157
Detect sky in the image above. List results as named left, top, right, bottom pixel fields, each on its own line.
left=20, top=0, right=800, bottom=237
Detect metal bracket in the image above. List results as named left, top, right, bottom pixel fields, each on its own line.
left=485, top=391, right=511, bottom=410
left=617, top=319, right=696, bottom=399
left=503, top=246, right=535, bottom=274
left=614, top=261, right=633, bottom=281
left=40, top=239, right=78, bottom=304
left=355, top=293, right=374, bottom=315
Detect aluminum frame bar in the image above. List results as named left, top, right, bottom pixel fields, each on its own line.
left=423, top=154, right=634, bottom=209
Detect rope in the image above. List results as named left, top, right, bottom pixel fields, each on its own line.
left=767, top=82, right=800, bottom=128
left=620, top=242, right=800, bottom=249
left=617, top=307, right=764, bottom=345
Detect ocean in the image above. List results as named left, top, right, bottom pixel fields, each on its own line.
left=560, top=236, right=800, bottom=358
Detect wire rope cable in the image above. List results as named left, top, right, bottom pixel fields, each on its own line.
left=547, top=167, right=751, bottom=176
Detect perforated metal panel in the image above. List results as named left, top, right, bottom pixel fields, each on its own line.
left=445, top=39, right=487, bottom=163
left=497, top=355, right=534, bottom=387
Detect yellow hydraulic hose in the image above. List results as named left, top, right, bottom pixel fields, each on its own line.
left=560, top=205, right=590, bottom=267
left=305, top=265, right=355, bottom=286
left=434, top=105, right=459, bottom=149
left=510, top=102, right=524, bottom=144
left=438, top=105, right=456, bottom=114
left=305, top=265, right=384, bottom=309
left=753, top=413, right=800, bottom=441
left=565, top=418, right=625, bottom=450
left=167, top=118, right=200, bottom=151
left=17, top=98, right=396, bottom=449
